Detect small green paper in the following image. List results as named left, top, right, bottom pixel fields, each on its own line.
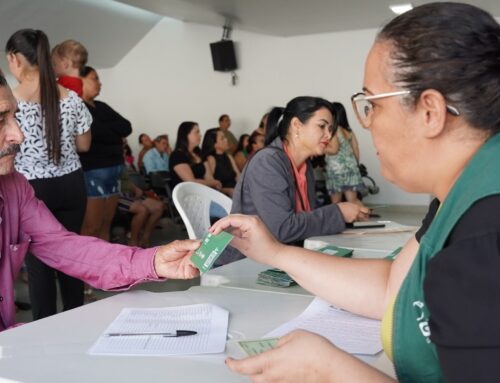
left=190, top=231, right=233, bottom=273
left=238, top=338, right=279, bottom=356
left=317, top=245, right=354, bottom=258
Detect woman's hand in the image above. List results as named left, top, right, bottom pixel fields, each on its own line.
left=209, top=214, right=285, bottom=266
left=153, top=240, right=200, bottom=279
left=210, top=179, right=223, bottom=190
left=226, top=330, right=337, bottom=383
left=337, top=202, right=370, bottom=223
left=227, top=329, right=395, bottom=382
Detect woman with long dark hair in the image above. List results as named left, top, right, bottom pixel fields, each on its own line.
left=233, top=133, right=250, bottom=171
left=6, top=29, right=91, bottom=320
left=201, top=128, right=240, bottom=197
left=169, top=121, right=221, bottom=190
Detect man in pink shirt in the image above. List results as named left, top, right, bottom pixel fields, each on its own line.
left=0, top=72, right=199, bottom=331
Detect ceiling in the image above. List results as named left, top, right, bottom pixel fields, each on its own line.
left=119, top=0, right=500, bottom=36
left=0, top=0, right=161, bottom=71
left=0, top=0, right=498, bottom=71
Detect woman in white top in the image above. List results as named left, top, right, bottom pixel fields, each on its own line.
left=6, top=29, right=92, bottom=320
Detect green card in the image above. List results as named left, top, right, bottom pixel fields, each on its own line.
left=317, top=245, right=354, bottom=257
left=190, top=231, right=233, bottom=273
left=238, top=338, right=279, bottom=356
left=385, top=246, right=403, bottom=260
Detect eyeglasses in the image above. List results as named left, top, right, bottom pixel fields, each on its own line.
left=351, top=90, right=460, bottom=128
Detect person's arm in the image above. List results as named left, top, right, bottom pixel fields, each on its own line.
left=97, top=101, right=132, bottom=138
left=203, top=162, right=223, bottom=190
left=227, top=330, right=395, bottom=383
left=234, top=151, right=247, bottom=172
left=173, top=163, right=221, bottom=189
left=87, top=102, right=132, bottom=143
left=350, top=131, right=361, bottom=162
left=142, top=150, right=155, bottom=174
left=73, top=94, right=92, bottom=152
left=75, top=130, right=91, bottom=152
left=16, top=173, right=199, bottom=289
left=227, top=154, right=241, bottom=181
left=206, top=155, right=216, bottom=175
left=211, top=214, right=419, bottom=319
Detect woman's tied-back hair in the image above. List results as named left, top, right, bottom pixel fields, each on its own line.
left=52, top=39, right=88, bottom=70
left=79, top=65, right=95, bottom=78
left=377, top=2, right=500, bottom=133
left=6, top=29, right=61, bottom=163
left=265, top=96, right=335, bottom=145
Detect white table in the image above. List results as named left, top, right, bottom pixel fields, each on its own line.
left=0, top=286, right=395, bottom=382
left=202, top=248, right=389, bottom=295
left=305, top=221, right=417, bottom=251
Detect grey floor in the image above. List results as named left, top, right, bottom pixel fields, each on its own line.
left=13, top=204, right=426, bottom=325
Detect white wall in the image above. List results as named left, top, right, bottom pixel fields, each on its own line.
left=98, top=17, right=431, bottom=206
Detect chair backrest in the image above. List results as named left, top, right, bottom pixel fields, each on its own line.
left=172, top=182, right=232, bottom=239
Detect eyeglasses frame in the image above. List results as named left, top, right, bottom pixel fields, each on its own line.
left=351, top=90, right=460, bottom=128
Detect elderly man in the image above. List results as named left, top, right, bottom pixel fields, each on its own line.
left=142, top=134, right=170, bottom=174
left=0, top=72, right=199, bottom=331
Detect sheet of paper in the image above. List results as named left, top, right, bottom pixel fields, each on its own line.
left=191, top=231, right=234, bottom=273
left=265, top=297, right=382, bottom=355
left=88, top=304, right=228, bottom=356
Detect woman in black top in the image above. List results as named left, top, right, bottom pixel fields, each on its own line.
left=80, top=66, right=132, bottom=241
left=201, top=128, right=240, bottom=197
left=169, top=121, right=221, bottom=190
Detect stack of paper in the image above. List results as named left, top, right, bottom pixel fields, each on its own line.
left=265, top=297, right=382, bottom=355
left=257, top=268, right=297, bottom=287
left=88, top=304, right=228, bottom=356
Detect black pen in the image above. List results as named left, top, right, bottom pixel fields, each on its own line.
left=104, top=330, right=197, bottom=337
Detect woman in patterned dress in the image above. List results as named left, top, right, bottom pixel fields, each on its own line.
left=6, top=29, right=92, bottom=320
left=325, top=102, right=367, bottom=207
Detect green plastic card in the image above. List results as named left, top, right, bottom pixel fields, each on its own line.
left=385, top=246, right=403, bottom=260
left=317, top=245, right=354, bottom=258
left=190, top=231, right=233, bottom=273
left=238, top=338, right=279, bottom=356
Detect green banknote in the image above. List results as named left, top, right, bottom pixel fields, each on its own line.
left=317, top=245, right=354, bottom=257
left=238, top=338, right=280, bottom=356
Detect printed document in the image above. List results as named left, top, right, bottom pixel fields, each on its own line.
left=265, top=297, right=382, bottom=355
left=88, top=304, right=228, bottom=356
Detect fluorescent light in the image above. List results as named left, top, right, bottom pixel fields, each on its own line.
left=389, top=3, right=413, bottom=15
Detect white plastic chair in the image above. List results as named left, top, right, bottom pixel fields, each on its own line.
left=172, top=182, right=232, bottom=239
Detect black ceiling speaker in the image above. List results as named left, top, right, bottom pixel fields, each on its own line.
left=210, top=40, right=237, bottom=72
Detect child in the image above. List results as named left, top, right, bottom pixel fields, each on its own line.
left=51, top=39, right=88, bottom=96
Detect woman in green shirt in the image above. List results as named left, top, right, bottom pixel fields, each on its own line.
left=211, top=3, right=500, bottom=382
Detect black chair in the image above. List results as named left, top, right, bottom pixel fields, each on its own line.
left=148, top=171, right=177, bottom=220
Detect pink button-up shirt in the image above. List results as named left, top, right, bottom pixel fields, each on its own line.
left=0, top=171, right=160, bottom=331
